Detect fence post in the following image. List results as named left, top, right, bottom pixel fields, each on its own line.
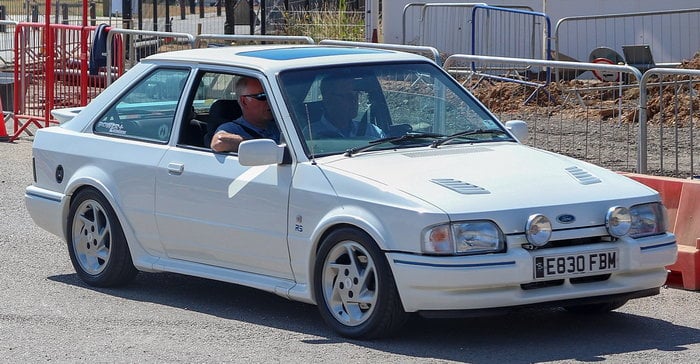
left=0, top=6, right=6, bottom=33
left=224, top=0, right=235, bottom=34
left=249, top=1, right=255, bottom=34
left=638, top=72, right=649, bottom=175
left=260, top=0, right=265, bottom=35
left=31, top=4, right=38, bottom=22
left=165, top=0, right=172, bottom=32
left=152, top=0, right=158, bottom=31
left=61, top=4, right=69, bottom=25
left=89, top=2, right=96, bottom=26
left=137, top=0, right=143, bottom=31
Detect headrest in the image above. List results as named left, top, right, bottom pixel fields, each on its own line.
left=209, top=99, right=242, bottom=124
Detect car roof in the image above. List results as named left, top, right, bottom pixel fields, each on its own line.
left=143, top=45, right=431, bottom=72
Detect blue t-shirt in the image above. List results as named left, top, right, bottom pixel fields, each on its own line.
left=303, top=114, right=385, bottom=139
left=216, top=117, right=280, bottom=143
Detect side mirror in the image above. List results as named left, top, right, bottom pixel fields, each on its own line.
left=505, top=120, right=528, bottom=143
left=238, top=139, right=285, bottom=166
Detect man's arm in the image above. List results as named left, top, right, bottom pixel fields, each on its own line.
left=210, top=130, right=245, bottom=152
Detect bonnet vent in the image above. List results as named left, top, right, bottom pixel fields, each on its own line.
left=431, top=178, right=490, bottom=194
left=565, top=166, right=602, bottom=185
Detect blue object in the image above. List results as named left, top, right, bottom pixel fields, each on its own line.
left=89, top=23, right=109, bottom=76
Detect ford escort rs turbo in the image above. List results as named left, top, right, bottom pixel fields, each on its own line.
left=26, top=45, right=677, bottom=339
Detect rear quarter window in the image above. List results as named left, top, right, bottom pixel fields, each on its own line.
left=94, top=68, right=190, bottom=142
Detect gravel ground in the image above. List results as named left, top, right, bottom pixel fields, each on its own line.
left=1, top=137, right=698, bottom=363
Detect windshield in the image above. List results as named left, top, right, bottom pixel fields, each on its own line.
left=278, top=62, right=511, bottom=157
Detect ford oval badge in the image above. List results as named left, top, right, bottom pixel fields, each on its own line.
left=557, top=214, right=576, bottom=224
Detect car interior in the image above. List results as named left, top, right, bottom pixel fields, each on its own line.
left=284, top=70, right=397, bottom=138
left=177, top=71, right=244, bottom=149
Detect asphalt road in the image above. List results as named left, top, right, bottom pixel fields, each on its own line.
left=1, top=138, right=699, bottom=363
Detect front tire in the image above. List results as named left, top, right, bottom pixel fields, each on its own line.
left=66, top=188, right=138, bottom=287
left=313, top=227, right=407, bottom=339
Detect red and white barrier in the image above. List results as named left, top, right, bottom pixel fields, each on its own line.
left=625, top=173, right=700, bottom=290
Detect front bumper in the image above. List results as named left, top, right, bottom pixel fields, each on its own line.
left=387, top=233, right=677, bottom=312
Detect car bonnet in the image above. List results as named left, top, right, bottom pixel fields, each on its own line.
left=317, top=143, right=658, bottom=215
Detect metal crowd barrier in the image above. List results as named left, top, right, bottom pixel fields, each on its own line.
left=105, top=28, right=196, bottom=85
left=471, top=4, right=550, bottom=61
left=444, top=54, right=650, bottom=174
left=401, top=3, right=538, bottom=58
left=0, top=20, right=17, bottom=69
left=0, top=20, right=17, bottom=134
left=401, top=3, right=486, bottom=56
left=554, top=8, right=700, bottom=65
left=193, top=34, right=315, bottom=48
left=640, top=68, right=700, bottom=178
left=10, top=23, right=109, bottom=140
left=319, top=39, right=442, bottom=66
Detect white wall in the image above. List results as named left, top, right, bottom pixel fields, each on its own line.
left=383, top=0, right=700, bottom=62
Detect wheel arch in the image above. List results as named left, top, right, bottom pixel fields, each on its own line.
left=308, top=219, right=410, bottom=338
left=61, top=170, right=154, bottom=270
left=305, top=207, right=393, bottom=305
left=62, top=170, right=124, bottom=241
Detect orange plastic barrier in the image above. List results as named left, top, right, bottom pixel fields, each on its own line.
left=625, top=173, right=700, bottom=290
left=0, top=97, right=8, bottom=142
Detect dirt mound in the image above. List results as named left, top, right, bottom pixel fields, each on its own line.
left=645, top=52, right=700, bottom=125
left=679, top=52, right=700, bottom=69
left=467, top=52, right=700, bottom=126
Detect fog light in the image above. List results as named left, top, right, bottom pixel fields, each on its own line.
left=526, top=214, right=551, bottom=246
left=606, top=206, right=631, bottom=237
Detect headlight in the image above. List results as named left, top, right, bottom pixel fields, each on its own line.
left=422, top=221, right=505, bottom=255
left=629, top=202, right=667, bottom=238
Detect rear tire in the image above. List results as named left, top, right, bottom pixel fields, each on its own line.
left=67, top=188, right=138, bottom=287
left=563, top=299, right=628, bottom=314
left=314, top=227, right=408, bottom=339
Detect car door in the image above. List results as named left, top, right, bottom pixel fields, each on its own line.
left=154, top=71, right=293, bottom=280
left=155, top=148, right=293, bottom=279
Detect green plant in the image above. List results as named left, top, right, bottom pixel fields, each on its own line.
left=275, top=3, right=364, bottom=41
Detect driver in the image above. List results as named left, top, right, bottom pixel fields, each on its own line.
left=305, top=74, right=385, bottom=139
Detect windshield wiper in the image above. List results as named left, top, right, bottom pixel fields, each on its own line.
left=345, top=132, right=444, bottom=157
left=430, top=129, right=509, bottom=148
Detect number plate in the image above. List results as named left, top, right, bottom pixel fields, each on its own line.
left=533, top=249, right=619, bottom=280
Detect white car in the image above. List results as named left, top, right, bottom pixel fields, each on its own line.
left=26, top=45, right=677, bottom=339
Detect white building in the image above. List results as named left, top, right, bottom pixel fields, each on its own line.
left=381, top=0, right=700, bottom=63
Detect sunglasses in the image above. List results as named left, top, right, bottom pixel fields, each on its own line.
left=242, top=92, right=267, bottom=101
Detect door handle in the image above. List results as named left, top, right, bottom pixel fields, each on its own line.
left=167, top=162, right=184, bottom=175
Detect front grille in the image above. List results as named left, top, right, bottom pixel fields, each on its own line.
left=522, top=235, right=614, bottom=251
left=521, top=279, right=564, bottom=290
left=521, top=273, right=612, bottom=290
left=570, top=274, right=611, bottom=284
